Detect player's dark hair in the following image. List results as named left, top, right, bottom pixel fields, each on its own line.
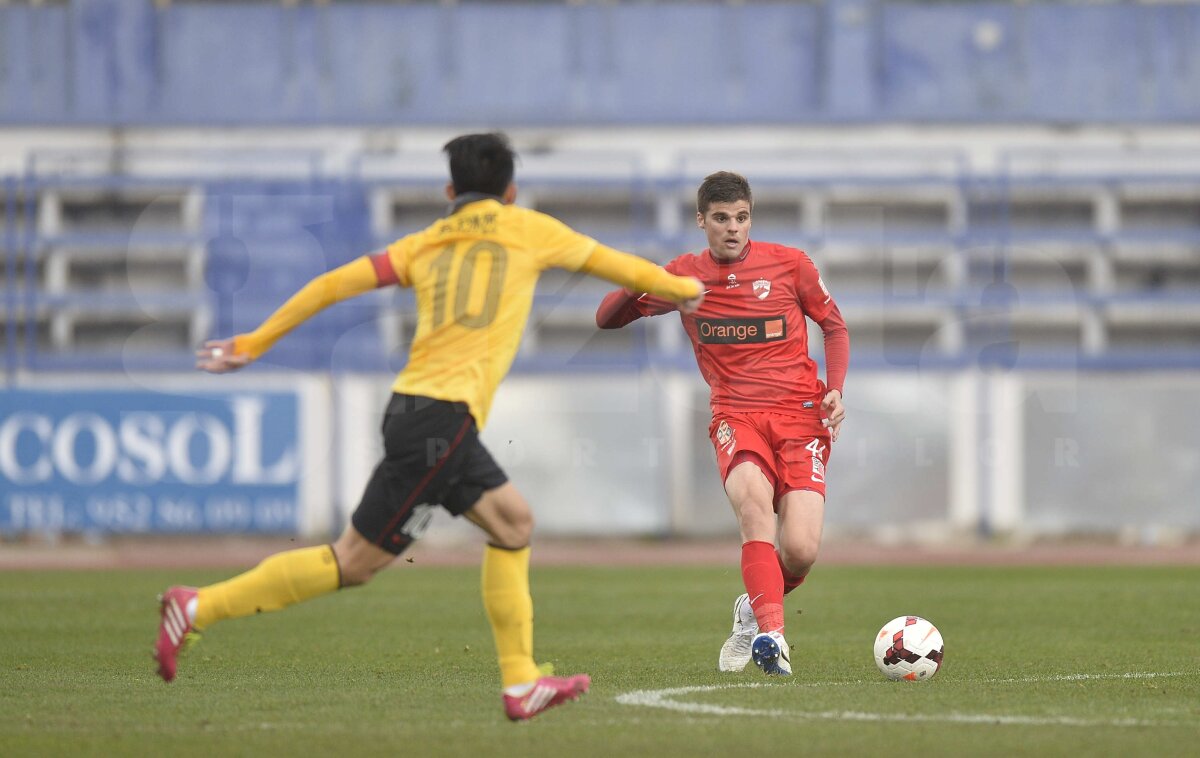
left=442, top=132, right=516, bottom=197
left=697, top=171, right=753, bottom=215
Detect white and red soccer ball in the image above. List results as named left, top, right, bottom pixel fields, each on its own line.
left=873, top=615, right=944, bottom=681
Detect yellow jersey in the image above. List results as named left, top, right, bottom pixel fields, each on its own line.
left=233, top=196, right=700, bottom=429
left=383, top=198, right=595, bottom=427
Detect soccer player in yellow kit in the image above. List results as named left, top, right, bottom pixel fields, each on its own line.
left=153, top=133, right=703, bottom=721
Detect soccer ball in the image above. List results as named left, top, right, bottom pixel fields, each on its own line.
left=873, top=615, right=944, bottom=681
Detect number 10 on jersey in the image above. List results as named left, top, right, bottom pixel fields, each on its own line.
left=429, top=241, right=508, bottom=329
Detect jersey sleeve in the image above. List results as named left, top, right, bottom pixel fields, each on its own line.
left=524, top=210, right=599, bottom=271
left=595, top=287, right=677, bottom=327
left=232, top=255, right=380, bottom=358
left=637, top=257, right=688, bottom=314
left=378, top=235, right=415, bottom=287
left=594, top=255, right=691, bottom=328
left=579, top=245, right=700, bottom=302
left=816, top=303, right=849, bottom=395
left=793, top=250, right=834, bottom=321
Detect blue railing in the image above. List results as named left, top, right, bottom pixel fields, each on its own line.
left=3, top=153, right=1199, bottom=375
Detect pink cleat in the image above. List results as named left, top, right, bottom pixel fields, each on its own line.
left=154, top=586, right=198, bottom=683
left=502, top=674, right=591, bottom=721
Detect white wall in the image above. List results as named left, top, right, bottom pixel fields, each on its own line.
left=7, top=369, right=1196, bottom=541
left=334, top=370, right=1200, bottom=543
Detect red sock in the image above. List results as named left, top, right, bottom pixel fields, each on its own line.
left=741, top=540, right=784, bottom=634
left=777, top=549, right=807, bottom=595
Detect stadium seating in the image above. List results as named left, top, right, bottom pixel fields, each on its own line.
left=0, top=1, right=1195, bottom=374
left=2, top=143, right=1198, bottom=373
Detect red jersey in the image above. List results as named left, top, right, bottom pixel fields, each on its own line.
left=609, top=241, right=839, bottom=415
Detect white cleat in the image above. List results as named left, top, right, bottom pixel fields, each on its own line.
left=751, top=631, right=792, bottom=676
left=717, top=593, right=759, bottom=672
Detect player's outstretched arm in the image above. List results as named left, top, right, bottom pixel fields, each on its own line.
left=596, top=287, right=691, bottom=328
left=580, top=245, right=703, bottom=313
left=196, top=255, right=382, bottom=374
left=597, top=289, right=644, bottom=329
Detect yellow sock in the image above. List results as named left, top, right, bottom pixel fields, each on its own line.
left=194, top=545, right=340, bottom=629
left=482, top=544, right=542, bottom=688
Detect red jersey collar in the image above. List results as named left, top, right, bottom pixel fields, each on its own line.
left=706, top=240, right=752, bottom=265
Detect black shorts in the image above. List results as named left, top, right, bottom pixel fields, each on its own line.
left=352, top=393, right=508, bottom=555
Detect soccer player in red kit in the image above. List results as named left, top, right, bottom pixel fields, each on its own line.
left=595, top=171, right=849, bottom=676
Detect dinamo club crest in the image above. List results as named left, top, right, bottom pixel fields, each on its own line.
left=752, top=278, right=771, bottom=300
left=716, top=420, right=735, bottom=453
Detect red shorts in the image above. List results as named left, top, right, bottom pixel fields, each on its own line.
left=709, top=410, right=831, bottom=505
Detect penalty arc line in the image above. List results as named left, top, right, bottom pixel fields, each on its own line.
left=614, top=671, right=1195, bottom=728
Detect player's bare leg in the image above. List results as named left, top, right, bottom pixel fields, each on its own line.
left=330, top=525, right=399, bottom=586
left=466, top=483, right=590, bottom=720
left=775, top=489, right=825, bottom=589
left=464, top=482, right=534, bottom=551
left=722, top=461, right=790, bottom=675
left=725, top=461, right=777, bottom=546
left=154, top=525, right=391, bottom=683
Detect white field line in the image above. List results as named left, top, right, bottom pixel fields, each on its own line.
left=986, top=671, right=1189, bottom=684
left=614, top=671, right=1196, bottom=728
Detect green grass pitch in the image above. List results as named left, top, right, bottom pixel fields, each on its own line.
left=1, top=564, right=1197, bottom=756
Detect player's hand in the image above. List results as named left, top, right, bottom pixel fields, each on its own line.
left=678, top=277, right=705, bottom=315
left=820, top=389, right=845, bottom=443
left=195, top=338, right=253, bottom=373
